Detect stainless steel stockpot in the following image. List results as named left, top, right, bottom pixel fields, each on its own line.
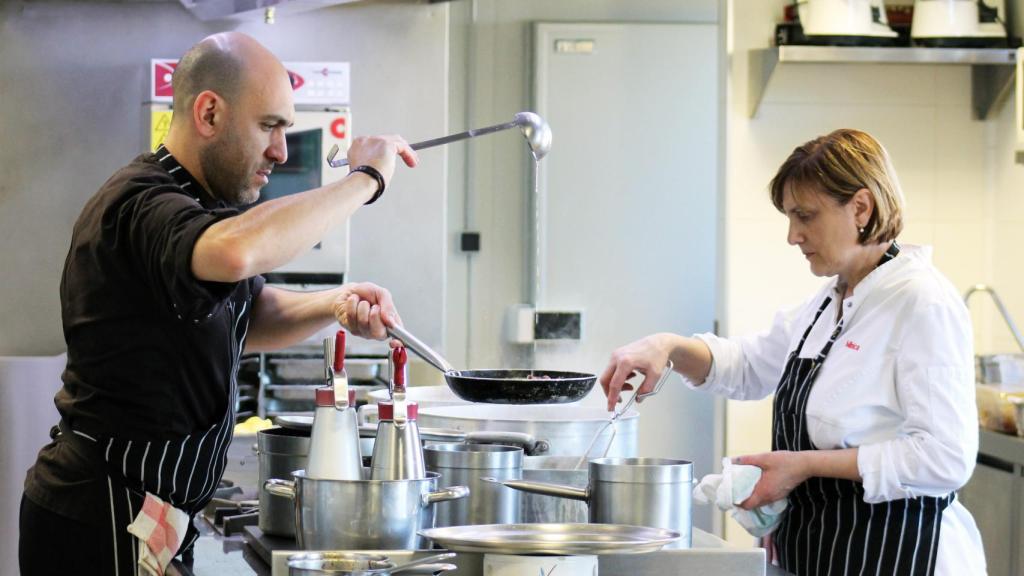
left=257, top=426, right=310, bottom=537
left=497, top=457, right=693, bottom=548
left=265, top=470, right=468, bottom=550
left=418, top=404, right=638, bottom=458
left=423, top=443, right=522, bottom=527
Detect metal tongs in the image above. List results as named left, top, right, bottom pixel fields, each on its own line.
left=326, top=111, right=553, bottom=167
left=575, top=361, right=675, bottom=470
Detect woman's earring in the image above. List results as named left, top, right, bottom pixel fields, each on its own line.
left=859, top=227, right=865, bottom=234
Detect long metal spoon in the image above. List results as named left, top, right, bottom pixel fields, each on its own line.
left=326, top=111, right=553, bottom=168
left=574, top=361, right=675, bottom=469
left=386, top=552, right=457, bottom=575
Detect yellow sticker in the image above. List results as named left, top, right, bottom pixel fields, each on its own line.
left=150, top=110, right=172, bottom=151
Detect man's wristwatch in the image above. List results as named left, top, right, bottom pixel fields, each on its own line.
left=350, top=165, right=386, bottom=205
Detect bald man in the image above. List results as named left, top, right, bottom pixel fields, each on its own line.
left=20, top=32, right=417, bottom=575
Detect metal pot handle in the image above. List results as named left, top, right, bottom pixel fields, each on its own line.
left=264, top=479, right=296, bottom=500
left=400, top=564, right=458, bottom=575
left=483, top=477, right=590, bottom=502
left=464, top=431, right=550, bottom=456
left=421, top=485, right=470, bottom=506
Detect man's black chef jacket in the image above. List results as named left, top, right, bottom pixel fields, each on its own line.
left=24, top=145, right=265, bottom=523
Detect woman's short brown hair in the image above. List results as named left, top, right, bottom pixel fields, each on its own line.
left=769, top=129, right=904, bottom=245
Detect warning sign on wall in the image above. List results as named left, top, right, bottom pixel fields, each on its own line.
left=151, top=110, right=172, bottom=151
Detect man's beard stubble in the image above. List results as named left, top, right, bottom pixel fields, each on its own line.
left=199, top=127, right=258, bottom=207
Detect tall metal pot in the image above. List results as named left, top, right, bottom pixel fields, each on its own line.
left=257, top=426, right=310, bottom=537
left=417, top=404, right=638, bottom=458
left=265, top=470, right=468, bottom=550
left=496, top=457, right=693, bottom=548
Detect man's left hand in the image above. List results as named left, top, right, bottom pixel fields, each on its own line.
left=734, top=451, right=809, bottom=510
left=332, top=282, right=402, bottom=340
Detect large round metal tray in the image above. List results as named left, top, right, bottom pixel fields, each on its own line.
left=418, top=523, right=679, bottom=556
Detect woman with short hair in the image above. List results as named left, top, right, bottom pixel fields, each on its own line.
left=601, top=129, right=986, bottom=575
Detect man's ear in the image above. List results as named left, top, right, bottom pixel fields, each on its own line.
left=192, top=90, right=222, bottom=138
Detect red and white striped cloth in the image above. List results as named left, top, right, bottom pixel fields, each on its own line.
left=126, top=492, right=190, bottom=575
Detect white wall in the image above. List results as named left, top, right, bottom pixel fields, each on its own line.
left=724, top=0, right=1014, bottom=545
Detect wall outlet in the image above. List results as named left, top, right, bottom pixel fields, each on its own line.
left=534, top=310, right=582, bottom=341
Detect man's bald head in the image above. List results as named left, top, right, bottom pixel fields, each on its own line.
left=171, top=32, right=284, bottom=123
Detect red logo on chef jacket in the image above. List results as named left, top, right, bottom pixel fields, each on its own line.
left=287, top=70, right=305, bottom=91
left=153, top=60, right=178, bottom=98
left=845, top=340, right=861, bottom=351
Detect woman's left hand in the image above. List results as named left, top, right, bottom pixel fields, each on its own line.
left=734, top=451, right=809, bottom=510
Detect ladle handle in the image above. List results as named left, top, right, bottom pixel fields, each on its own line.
left=328, top=120, right=520, bottom=168
left=616, top=360, right=674, bottom=420
left=386, top=325, right=456, bottom=374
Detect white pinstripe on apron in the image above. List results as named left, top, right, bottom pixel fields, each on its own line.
left=771, top=243, right=953, bottom=576
left=60, top=298, right=250, bottom=575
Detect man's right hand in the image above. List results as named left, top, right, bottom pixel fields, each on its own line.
left=332, top=282, right=403, bottom=341
left=346, top=135, right=418, bottom=187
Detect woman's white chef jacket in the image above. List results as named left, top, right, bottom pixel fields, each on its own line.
left=691, top=245, right=987, bottom=575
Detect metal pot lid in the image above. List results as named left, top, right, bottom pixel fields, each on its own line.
left=276, top=415, right=314, bottom=432
left=419, top=523, right=679, bottom=555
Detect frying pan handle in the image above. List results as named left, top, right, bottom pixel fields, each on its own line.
left=386, top=325, right=456, bottom=374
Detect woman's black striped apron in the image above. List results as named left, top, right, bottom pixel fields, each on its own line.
left=771, top=243, right=953, bottom=576
left=58, top=298, right=250, bottom=575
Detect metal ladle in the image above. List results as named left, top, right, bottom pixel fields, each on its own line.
left=326, top=111, right=552, bottom=167
left=574, top=361, right=675, bottom=469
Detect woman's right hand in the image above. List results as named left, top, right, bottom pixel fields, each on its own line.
left=599, top=333, right=676, bottom=412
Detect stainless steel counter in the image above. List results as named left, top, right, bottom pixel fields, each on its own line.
left=173, top=518, right=789, bottom=576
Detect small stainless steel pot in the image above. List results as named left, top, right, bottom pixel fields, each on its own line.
left=424, top=443, right=523, bottom=527
left=494, top=457, right=693, bottom=548
left=257, top=426, right=310, bottom=537
left=265, top=470, right=468, bottom=550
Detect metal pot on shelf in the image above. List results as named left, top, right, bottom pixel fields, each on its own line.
left=491, top=457, right=694, bottom=548
left=265, top=470, right=468, bottom=550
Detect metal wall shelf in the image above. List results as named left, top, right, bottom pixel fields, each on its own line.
left=749, top=45, right=1018, bottom=119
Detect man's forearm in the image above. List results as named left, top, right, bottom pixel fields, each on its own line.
left=244, top=286, right=342, bottom=353
left=193, top=173, right=377, bottom=282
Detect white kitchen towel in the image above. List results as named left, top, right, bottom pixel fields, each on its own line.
left=693, top=457, right=788, bottom=537
left=126, top=492, right=190, bottom=576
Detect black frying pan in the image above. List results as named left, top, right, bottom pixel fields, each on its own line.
left=386, top=325, right=596, bottom=404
